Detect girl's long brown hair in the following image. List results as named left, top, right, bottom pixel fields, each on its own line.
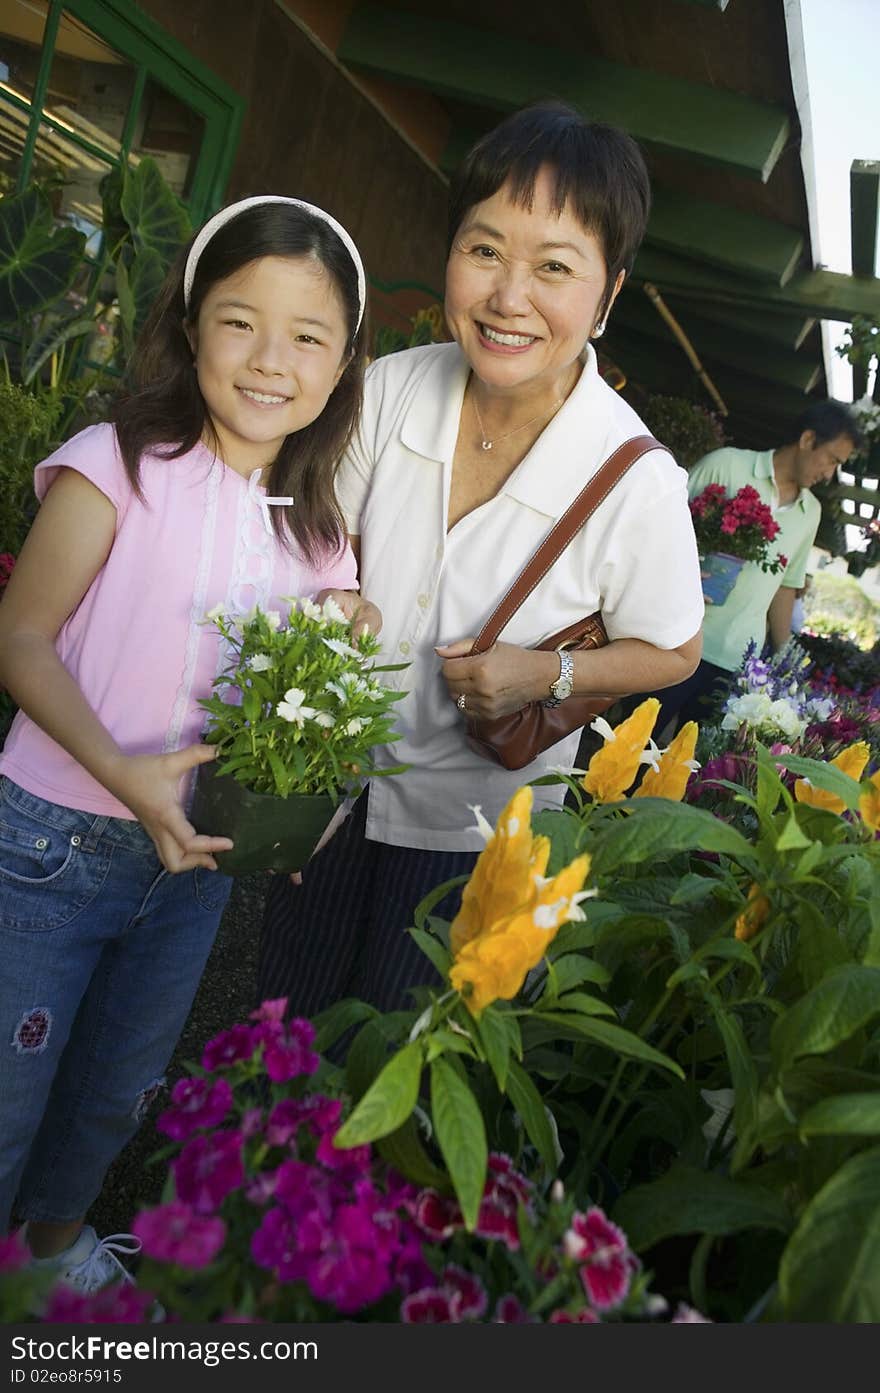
left=112, top=202, right=367, bottom=566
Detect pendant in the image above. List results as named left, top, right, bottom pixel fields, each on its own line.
left=481, top=440, right=493, bottom=451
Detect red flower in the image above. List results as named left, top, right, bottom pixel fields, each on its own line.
left=564, top=1206, right=633, bottom=1311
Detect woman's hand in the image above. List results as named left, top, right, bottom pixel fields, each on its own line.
left=315, top=588, right=382, bottom=640
left=109, top=744, right=233, bottom=874
left=436, top=639, right=558, bottom=719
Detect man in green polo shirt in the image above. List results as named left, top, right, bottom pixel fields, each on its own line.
left=652, top=400, right=863, bottom=734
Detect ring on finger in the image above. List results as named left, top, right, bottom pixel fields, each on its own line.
left=456, top=692, right=467, bottom=711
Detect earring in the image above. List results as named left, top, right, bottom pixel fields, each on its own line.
left=592, top=320, right=606, bottom=339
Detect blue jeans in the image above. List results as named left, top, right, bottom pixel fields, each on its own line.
left=0, top=777, right=232, bottom=1231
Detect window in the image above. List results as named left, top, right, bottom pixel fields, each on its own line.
left=0, top=0, right=242, bottom=226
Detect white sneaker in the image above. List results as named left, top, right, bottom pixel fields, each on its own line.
left=31, top=1225, right=142, bottom=1293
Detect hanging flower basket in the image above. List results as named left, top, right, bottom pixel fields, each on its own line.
left=190, top=760, right=335, bottom=875
left=699, top=551, right=746, bottom=606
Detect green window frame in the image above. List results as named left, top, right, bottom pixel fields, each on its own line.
left=7, top=0, right=243, bottom=222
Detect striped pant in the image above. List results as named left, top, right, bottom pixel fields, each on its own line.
left=258, top=794, right=478, bottom=1017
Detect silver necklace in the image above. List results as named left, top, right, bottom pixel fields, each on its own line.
left=470, top=387, right=565, bottom=451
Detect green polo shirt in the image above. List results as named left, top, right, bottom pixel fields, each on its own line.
left=687, top=447, right=820, bottom=672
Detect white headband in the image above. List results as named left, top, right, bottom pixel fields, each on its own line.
left=183, top=195, right=366, bottom=332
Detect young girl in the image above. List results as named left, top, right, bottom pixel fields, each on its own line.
left=0, top=195, right=375, bottom=1288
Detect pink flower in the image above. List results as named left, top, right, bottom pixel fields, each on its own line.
left=316, top=1129, right=372, bottom=1178
left=173, top=1130, right=244, bottom=1213
left=255, top=1017, right=319, bottom=1082
left=132, top=1202, right=226, bottom=1269
left=298, top=1202, right=394, bottom=1312
left=564, top=1206, right=633, bottom=1311
left=401, top=1288, right=457, bottom=1322
left=493, top=1294, right=534, bottom=1323
left=266, top=1095, right=343, bottom=1146
left=251, top=1205, right=305, bottom=1282
left=672, top=1302, right=712, bottom=1322
left=249, top=998, right=289, bottom=1023
left=0, top=1232, right=29, bottom=1272
left=157, top=1076, right=233, bottom=1142
left=442, top=1264, right=488, bottom=1320
left=413, top=1189, right=464, bottom=1241
left=43, top=1282, right=155, bottom=1323
left=201, top=1024, right=255, bottom=1071
left=475, top=1153, right=532, bottom=1251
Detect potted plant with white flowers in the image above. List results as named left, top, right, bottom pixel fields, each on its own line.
left=190, top=597, right=407, bottom=873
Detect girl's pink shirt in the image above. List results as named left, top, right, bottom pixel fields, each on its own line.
left=0, top=423, right=357, bottom=819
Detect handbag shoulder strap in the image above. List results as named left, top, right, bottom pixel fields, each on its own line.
left=470, top=434, right=667, bottom=655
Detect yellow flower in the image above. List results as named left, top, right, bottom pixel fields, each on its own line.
left=450, top=853, right=591, bottom=1016
left=859, top=770, right=880, bottom=833
left=450, top=787, right=549, bottom=955
left=735, top=883, right=770, bottom=942
left=634, top=722, right=700, bottom=801
left=581, top=698, right=661, bottom=803
left=793, top=741, right=870, bottom=815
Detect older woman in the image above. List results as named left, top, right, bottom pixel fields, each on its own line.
left=259, top=101, right=704, bottom=1014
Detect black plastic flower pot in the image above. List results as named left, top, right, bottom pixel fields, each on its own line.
left=190, top=759, right=337, bottom=875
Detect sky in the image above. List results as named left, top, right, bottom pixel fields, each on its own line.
left=794, top=0, right=880, bottom=402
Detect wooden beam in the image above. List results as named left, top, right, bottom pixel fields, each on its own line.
left=850, top=160, right=879, bottom=277
left=649, top=186, right=803, bottom=286
left=663, top=295, right=815, bottom=350
left=340, top=5, right=790, bottom=181
left=613, top=292, right=820, bottom=393
left=631, top=246, right=880, bottom=321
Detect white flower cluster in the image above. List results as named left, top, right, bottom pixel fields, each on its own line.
left=852, top=395, right=880, bottom=445
left=721, top=690, right=835, bottom=741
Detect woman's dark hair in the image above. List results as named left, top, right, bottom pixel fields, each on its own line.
left=448, top=101, right=651, bottom=320
left=112, top=202, right=367, bottom=565
left=794, top=399, right=865, bottom=451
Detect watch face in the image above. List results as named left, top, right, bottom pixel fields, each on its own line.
left=554, top=678, right=573, bottom=700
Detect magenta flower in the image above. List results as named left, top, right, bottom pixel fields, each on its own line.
left=255, top=1018, right=319, bottom=1082
left=241, top=1107, right=264, bottom=1139
left=298, top=1202, right=394, bottom=1312
left=157, top=1076, right=233, bottom=1142
left=245, top=1169, right=279, bottom=1206
left=250, top=998, right=289, bottom=1023
left=414, top=1189, right=463, bottom=1241
left=0, top=1232, right=29, bottom=1272
left=393, top=1237, right=435, bottom=1296
left=201, top=1024, right=255, bottom=1071
left=475, top=1153, right=532, bottom=1251
left=266, top=1095, right=342, bottom=1146
left=316, top=1128, right=372, bottom=1178
left=173, top=1130, right=244, bottom=1213
left=43, top=1282, right=154, bottom=1323
left=251, top=1205, right=306, bottom=1283
left=441, top=1265, right=488, bottom=1320
left=493, top=1294, right=534, bottom=1323
left=564, top=1207, right=633, bottom=1311
left=401, top=1288, right=457, bottom=1322
left=132, top=1202, right=226, bottom=1269
left=549, top=1306, right=600, bottom=1323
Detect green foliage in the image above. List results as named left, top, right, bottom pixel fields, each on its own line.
left=638, top=393, right=726, bottom=468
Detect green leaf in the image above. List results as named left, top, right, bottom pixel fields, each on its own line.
left=613, top=1164, right=792, bottom=1251
left=773, top=753, right=863, bottom=812
left=412, top=874, right=471, bottom=931
left=127, top=245, right=166, bottom=339
left=334, top=1041, right=423, bottom=1147
left=775, top=813, right=813, bottom=852
left=708, top=1000, right=759, bottom=1173
left=475, top=1007, right=512, bottom=1092
left=772, top=964, right=880, bottom=1076
left=119, top=156, right=191, bottom=265
left=533, top=1013, right=684, bottom=1079
left=345, top=1021, right=389, bottom=1102
left=21, top=314, right=94, bottom=385
left=755, top=742, right=786, bottom=822
left=590, top=800, right=755, bottom=876
left=779, top=1146, right=880, bottom=1321
left=798, top=1094, right=880, bottom=1138
left=311, top=997, right=377, bottom=1053
left=0, top=187, right=85, bottom=323
left=670, top=874, right=722, bottom=906
left=553, top=991, right=616, bottom=1018
left=407, top=927, right=451, bottom=977
left=430, top=1057, right=487, bottom=1230
left=505, top=1059, right=558, bottom=1171
left=376, top=1115, right=450, bottom=1190
left=542, top=953, right=610, bottom=995
left=692, top=935, right=761, bottom=977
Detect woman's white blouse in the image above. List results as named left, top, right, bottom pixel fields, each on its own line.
left=337, top=342, right=704, bottom=851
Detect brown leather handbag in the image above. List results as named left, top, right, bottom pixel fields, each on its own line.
left=464, top=435, right=667, bottom=770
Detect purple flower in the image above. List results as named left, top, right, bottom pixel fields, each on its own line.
left=493, top=1294, right=534, bottom=1323
left=157, top=1076, right=233, bottom=1142
left=564, top=1207, right=632, bottom=1311
left=393, top=1237, right=435, bottom=1297
left=298, top=1202, right=394, bottom=1312
left=249, top=998, right=289, bottom=1023
left=43, top=1283, right=154, bottom=1323
left=266, top=1095, right=342, bottom=1146
left=255, top=1018, right=319, bottom=1083
left=241, top=1107, right=264, bottom=1139
left=442, top=1264, right=487, bottom=1320
left=201, top=1024, right=255, bottom=1071
left=245, top=1169, right=279, bottom=1206
left=401, top=1287, right=457, bottom=1322
left=0, top=1232, right=29, bottom=1272
left=132, top=1202, right=226, bottom=1269
left=316, top=1129, right=372, bottom=1178
left=173, top=1130, right=244, bottom=1213
left=251, top=1206, right=306, bottom=1282
left=414, top=1189, right=463, bottom=1241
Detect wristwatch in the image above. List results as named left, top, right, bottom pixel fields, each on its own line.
left=543, top=650, right=574, bottom=708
